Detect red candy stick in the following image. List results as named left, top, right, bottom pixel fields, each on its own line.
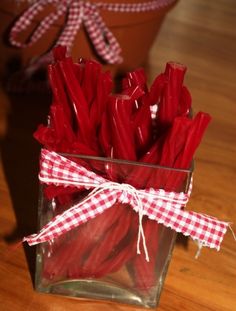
left=48, top=64, right=72, bottom=123
left=109, top=95, right=137, bottom=161
left=58, top=57, right=93, bottom=147
left=158, top=62, right=187, bottom=132
left=89, top=70, right=113, bottom=130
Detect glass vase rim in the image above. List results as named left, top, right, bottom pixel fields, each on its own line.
left=60, top=152, right=193, bottom=174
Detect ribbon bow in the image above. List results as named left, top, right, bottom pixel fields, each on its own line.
left=10, top=0, right=122, bottom=64
left=24, top=149, right=229, bottom=258
left=9, top=0, right=176, bottom=68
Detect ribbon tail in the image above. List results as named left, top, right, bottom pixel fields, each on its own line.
left=84, top=4, right=122, bottom=64
left=142, top=199, right=229, bottom=250
left=23, top=188, right=119, bottom=246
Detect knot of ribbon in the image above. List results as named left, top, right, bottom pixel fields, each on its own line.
left=9, top=0, right=176, bottom=67
left=23, top=149, right=229, bottom=260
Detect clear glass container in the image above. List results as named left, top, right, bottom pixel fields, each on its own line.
left=35, top=154, right=192, bottom=308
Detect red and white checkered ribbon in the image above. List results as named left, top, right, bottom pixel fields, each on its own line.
left=23, top=149, right=229, bottom=257
left=9, top=0, right=176, bottom=65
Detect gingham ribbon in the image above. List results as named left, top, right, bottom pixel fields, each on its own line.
left=23, top=149, right=229, bottom=255
left=9, top=0, right=176, bottom=65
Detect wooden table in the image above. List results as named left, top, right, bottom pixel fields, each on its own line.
left=0, top=0, right=235, bottom=310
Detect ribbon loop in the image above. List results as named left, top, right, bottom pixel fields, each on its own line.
left=9, top=0, right=68, bottom=48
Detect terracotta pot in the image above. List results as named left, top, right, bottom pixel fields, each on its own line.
left=0, top=0, right=177, bottom=77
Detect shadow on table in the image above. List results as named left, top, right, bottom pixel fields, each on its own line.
left=0, top=82, right=51, bottom=283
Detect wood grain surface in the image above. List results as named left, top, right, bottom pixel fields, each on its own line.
left=0, top=0, right=235, bottom=310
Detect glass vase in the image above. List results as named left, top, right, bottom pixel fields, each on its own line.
left=35, top=154, right=192, bottom=308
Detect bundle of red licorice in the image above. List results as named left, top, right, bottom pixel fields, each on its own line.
left=34, top=46, right=211, bottom=291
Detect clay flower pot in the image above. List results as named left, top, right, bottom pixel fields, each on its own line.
left=0, top=0, right=177, bottom=78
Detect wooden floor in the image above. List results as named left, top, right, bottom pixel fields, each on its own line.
left=0, top=0, right=236, bottom=310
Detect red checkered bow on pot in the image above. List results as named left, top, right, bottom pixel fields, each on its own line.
left=0, top=0, right=177, bottom=76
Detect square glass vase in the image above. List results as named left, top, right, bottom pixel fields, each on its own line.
left=35, top=154, right=192, bottom=308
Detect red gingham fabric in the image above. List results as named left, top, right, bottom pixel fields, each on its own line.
left=23, top=149, right=229, bottom=251
left=9, top=0, right=176, bottom=64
